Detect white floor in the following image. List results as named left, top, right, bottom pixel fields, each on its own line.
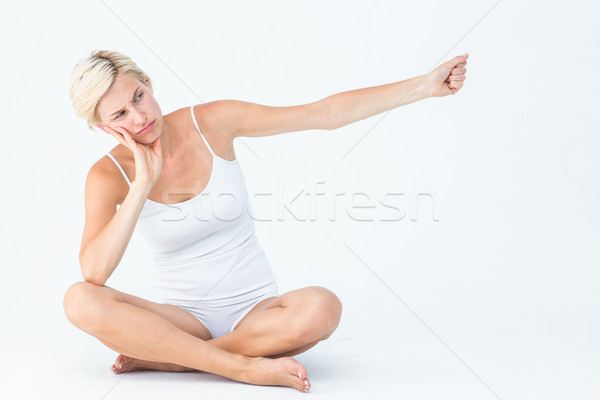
left=3, top=304, right=597, bottom=399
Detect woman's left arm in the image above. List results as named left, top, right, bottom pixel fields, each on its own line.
left=214, top=54, right=468, bottom=138
left=325, top=53, right=469, bottom=130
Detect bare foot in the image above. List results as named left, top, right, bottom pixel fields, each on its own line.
left=242, top=356, right=311, bottom=393
left=111, top=354, right=195, bottom=374
left=112, top=354, right=311, bottom=393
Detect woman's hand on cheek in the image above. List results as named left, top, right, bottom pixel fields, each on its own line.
left=100, top=124, right=162, bottom=188
left=102, top=124, right=137, bottom=150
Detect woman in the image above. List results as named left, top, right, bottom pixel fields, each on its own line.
left=63, top=50, right=468, bottom=392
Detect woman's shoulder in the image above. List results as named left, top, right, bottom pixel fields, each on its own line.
left=87, top=145, right=132, bottom=201
left=168, top=103, right=236, bottom=156
left=170, top=102, right=236, bottom=143
left=94, top=144, right=133, bottom=174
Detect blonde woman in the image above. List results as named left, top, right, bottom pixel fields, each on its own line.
left=63, top=50, right=468, bottom=392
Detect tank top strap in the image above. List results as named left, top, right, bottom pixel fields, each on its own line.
left=106, top=152, right=131, bottom=186
left=190, top=105, right=217, bottom=158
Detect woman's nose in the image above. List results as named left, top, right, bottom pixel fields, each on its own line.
left=131, top=108, right=146, bottom=127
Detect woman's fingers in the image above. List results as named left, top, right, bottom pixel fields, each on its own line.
left=103, top=126, right=127, bottom=146
left=114, top=127, right=139, bottom=150
left=447, top=55, right=468, bottom=70
left=103, top=125, right=140, bottom=153
left=151, top=135, right=162, bottom=157
left=103, top=124, right=122, bottom=138
left=428, top=53, right=469, bottom=97
left=114, top=126, right=131, bottom=141
left=448, top=80, right=464, bottom=92
left=108, top=131, right=127, bottom=147
left=451, top=67, right=467, bottom=75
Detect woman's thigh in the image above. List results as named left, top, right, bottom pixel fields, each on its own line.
left=65, top=281, right=213, bottom=340
left=233, top=285, right=342, bottom=332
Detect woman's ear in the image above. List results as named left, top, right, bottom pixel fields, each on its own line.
left=145, top=77, right=153, bottom=94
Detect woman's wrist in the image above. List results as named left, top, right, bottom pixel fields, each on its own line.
left=414, top=74, right=434, bottom=99
left=129, top=179, right=153, bottom=198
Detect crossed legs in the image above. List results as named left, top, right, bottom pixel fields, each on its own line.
left=63, top=282, right=342, bottom=392
left=210, top=286, right=342, bottom=356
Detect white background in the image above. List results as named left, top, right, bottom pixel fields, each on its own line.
left=0, top=0, right=598, bottom=399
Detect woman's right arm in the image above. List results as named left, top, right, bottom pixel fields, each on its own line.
left=79, top=127, right=162, bottom=286
left=78, top=168, right=152, bottom=286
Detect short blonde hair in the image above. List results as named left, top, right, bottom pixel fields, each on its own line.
left=69, top=50, right=151, bottom=130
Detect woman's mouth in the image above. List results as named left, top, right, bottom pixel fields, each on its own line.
left=138, top=120, right=155, bottom=135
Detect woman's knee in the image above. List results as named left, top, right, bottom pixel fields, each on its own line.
left=314, top=287, right=342, bottom=332
left=295, top=286, right=342, bottom=341
left=63, top=281, right=111, bottom=329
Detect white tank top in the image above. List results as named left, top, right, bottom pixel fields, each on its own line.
left=105, top=105, right=279, bottom=307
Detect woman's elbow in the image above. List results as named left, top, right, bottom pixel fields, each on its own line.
left=79, top=256, right=108, bottom=286
left=82, top=272, right=106, bottom=286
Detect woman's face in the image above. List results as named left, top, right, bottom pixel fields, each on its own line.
left=96, top=73, right=162, bottom=144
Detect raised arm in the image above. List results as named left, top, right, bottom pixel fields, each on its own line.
left=204, top=54, right=468, bottom=138
left=323, top=53, right=469, bottom=129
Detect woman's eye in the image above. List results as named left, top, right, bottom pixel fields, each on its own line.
left=113, top=93, right=143, bottom=120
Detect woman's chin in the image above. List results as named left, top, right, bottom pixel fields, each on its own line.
left=137, top=131, right=159, bottom=144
